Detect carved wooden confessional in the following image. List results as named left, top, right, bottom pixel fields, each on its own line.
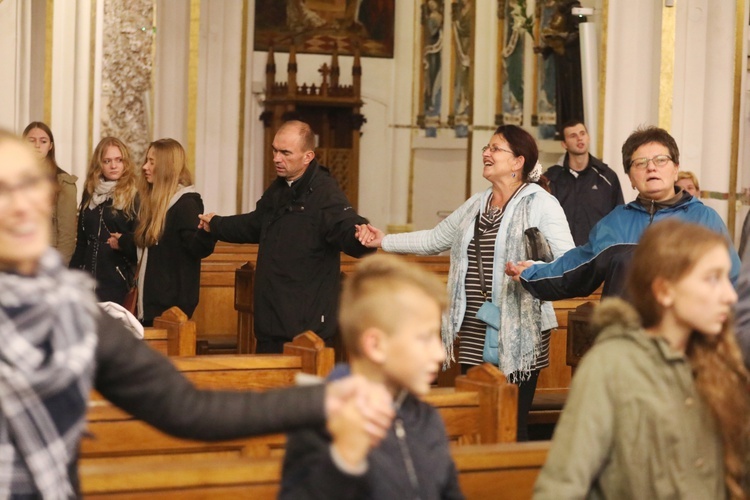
left=260, top=45, right=365, bottom=208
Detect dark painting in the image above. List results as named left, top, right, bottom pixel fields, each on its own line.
left=255, top=0, right=395, bottom=58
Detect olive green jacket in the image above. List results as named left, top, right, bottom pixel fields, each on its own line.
left=53, top=168, right=78, bottom=265
left=534, top=299, right=725, bottom=500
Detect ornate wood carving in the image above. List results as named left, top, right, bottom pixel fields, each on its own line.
left=260, top=44, right=364, bottom=208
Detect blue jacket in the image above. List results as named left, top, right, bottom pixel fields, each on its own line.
left=520, top=193, right=741, bottom=300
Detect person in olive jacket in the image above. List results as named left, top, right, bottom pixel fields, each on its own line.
left=199, top=120, right=375, bottom=353
left=534, top=220, right=750, bottom=500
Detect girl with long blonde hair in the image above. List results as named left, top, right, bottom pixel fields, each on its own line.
left=535, top=218, right=750, bottom=499
left=70, top=137, right=139, bottom=304
left=134, top=139, right=214, bottom=325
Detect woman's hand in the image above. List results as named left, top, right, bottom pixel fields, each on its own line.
left=107, top=232, right=122, bottom=250
left=505, top=260, right=534, bottom=282
left=355, top=224, right=385, bottom=248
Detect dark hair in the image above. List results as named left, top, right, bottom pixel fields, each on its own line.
left=493, top=124, right=540, bottom=184
left=621, top=126, right=679, bottom=174
left=22, top=121, right=59, bottom=171
left=560, top=119, right=586, bottom=136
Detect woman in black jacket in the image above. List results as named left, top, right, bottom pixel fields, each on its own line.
left=70, top=137, right=138, bottom=304
left=135, top=138, right=215, bottom=325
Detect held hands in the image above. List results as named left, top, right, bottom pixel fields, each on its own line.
left=505, top=260, right=534, bottom=282
left=355, top=224, right=385, bottom=248
left=107, top=232, right=121, bottom=250
left=197, top=213, right=215, bottom=232
left=325, top=376, right=394, bottom=468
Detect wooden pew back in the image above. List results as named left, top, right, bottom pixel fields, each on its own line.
left=142, top=307, right=197, bottom=356
left=81, top=363, right=517, bottom=465
left=80, top=441, right=550, bottom=499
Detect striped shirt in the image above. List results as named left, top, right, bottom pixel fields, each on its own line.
left=458, top=199, right=551, bottom=372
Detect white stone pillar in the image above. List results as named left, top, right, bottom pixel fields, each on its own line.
left=384, top=0, right=418, bottom=232
left=601, top=0, right=662, bottom=202
left=153, top=0, right=190, bottom=146
left=49, top=0, right=93, bottom=185
left=193, top=0, right=244, bottom=216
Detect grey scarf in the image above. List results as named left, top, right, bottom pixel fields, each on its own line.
left=88, top=178, right=117, bottom=209
left=0, top=250, right=98, bottom=498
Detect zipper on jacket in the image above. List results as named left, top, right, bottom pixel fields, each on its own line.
left=393, top=391, right=421, bottom=500
left=649, top=199, right=656, bottom=224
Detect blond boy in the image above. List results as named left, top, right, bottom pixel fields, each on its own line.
left=280, top=254, right=464, bottom=499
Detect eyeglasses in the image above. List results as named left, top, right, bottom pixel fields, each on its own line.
left=629, top=155, right=673, bottom=171
left=482, top=145, right=514, bottom=155
left=0, top=174, right=51, bottom=212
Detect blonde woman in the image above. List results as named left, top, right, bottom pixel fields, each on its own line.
left=135, top=139, right=215, bottom=325
left=676, top=170, right=701, bottom=198
left=534, top=219, right=750, bottom=499
left=70, top=137, right=138, bottom=304
left=23, top=121, right=77, bottom=264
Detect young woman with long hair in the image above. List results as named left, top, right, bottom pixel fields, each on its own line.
left=534, top=218, right=750, bottom=499
left=70, top=137, right=138, bottom=304
left=23, top=121, right=78, bottom=265
left=134, top=138, right=215, bottom=325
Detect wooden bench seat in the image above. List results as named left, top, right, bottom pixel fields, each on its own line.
left=81, top=364, right=518, bottom=465
left=79, top=441, right=550, bottom=499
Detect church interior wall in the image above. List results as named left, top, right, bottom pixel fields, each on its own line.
left=1, top=0, right=749, bottom=242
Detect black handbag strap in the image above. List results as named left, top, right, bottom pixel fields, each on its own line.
left=473, top=214, right=489, bottom=299
left=473, top=185, right=527, bottom=299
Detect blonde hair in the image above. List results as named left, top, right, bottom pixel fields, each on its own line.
left=339, top=254, right=447, bottom=357
left=628, top=219, right=750, bottom=498
left=135, top=139, right=192, bottom=248
left=83, top=137, right=138, bottom=216
left=677, top=171, right=700, bottom=191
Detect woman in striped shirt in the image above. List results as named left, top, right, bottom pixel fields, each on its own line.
left=358, top=125, right=574, bottom=440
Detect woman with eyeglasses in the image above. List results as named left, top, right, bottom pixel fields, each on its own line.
left=534, top=219, right=750, bottom=499
left=356, top=125, right=575, bottom=441
left=70, top=137, right=138, bottom=305
left=22, top=121, right=77, bottom=265
left=507, top=126, right=741, bottom=299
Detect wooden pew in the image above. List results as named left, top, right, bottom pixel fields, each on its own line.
left=81, top=363, right=517, bottom=465
left=142, top=307, right=197, bottom=356
left=235, top=252, right=452, bottom=355
left=529, top=290, right=602, bottom=428
left=80, top=441, right=550, bottom=499
left=193, top=242, right=259, bottom=353
left=83, top=331, right=334, bottom=463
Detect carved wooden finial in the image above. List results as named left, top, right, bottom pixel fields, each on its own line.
left=265, top=45, right=276, bottom=95
left=330, top=43, right=340, bottom=88
left=352, top=42, right=362, bottom=95
left=318, top=63, right=330, bottom=96
left=288, top=45, right=298, bottom=97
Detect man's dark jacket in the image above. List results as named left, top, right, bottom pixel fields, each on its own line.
left=209, top=161, right=374, bottom=342
left=546, top=153, right=624, bottom=246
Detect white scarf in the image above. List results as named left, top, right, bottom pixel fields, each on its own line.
left=88, top=178, right=117, bottom=209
